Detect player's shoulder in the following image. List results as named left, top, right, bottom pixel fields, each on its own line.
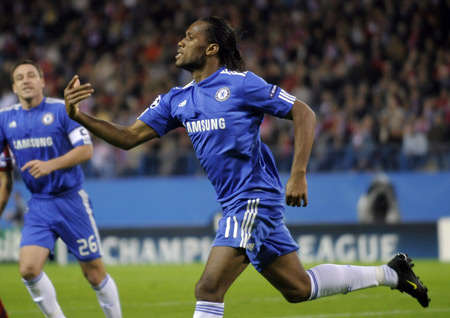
left=44, top=97, right=68, bottom=117
left=0, top=102, right=21, bottom=114
left=164, top=81, right=195, bottom=100
left=218, top=68, right=248, bottom=84
left=45, top=97, right=65, bottom=107
left=219, top=68, right=248, bottom=78
left=218, top=68, right=264, bottom=87
left=144, top=84, right=191, bottom=111
left=171, top=81, right=195, bottom=93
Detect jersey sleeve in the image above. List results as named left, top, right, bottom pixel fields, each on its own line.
left=243, top=71, right=296, bottom=118
left=59, top=104, right=92, bottom=147
left=138, top=93, right=182, bottom=137
left=68, top=126, right=92, bottom=147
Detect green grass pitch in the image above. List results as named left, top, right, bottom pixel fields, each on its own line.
left=1, top=260, right=449, bottom=317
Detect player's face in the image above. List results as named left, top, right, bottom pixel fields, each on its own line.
left=175, top=20, right=210, bottom=72
left=12, top=64, right=45, bottom=103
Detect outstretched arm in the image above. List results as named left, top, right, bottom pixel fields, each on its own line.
left=64, top=75, right=158, bottom=150
left=284, top=99, right=316, bottom=207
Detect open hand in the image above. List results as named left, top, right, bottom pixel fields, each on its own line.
left=64, top=75, right=94, bottom=119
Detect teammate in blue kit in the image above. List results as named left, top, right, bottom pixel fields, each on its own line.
left=0, top=60, right=122, bottom=318
left=64, top=16, right=430, bottom=317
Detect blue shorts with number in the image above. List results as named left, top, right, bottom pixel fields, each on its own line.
left=20, top=187, right=103, bottom=262
left=213, top=196, right=299, bottom=272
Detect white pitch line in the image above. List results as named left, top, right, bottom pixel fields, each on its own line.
left=8, top=299, right=450, bottom=318
left=272, top=307, right=450, bottom=318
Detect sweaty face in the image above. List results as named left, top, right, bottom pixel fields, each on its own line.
left=12, top=64, right=45, bottom=103
left=175, top=20, right=210, bottom=72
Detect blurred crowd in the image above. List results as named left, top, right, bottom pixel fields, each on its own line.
left=1, top=0, right=449, bottom=178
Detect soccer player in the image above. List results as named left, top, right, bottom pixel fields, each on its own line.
left=0, top=60, right=122, bottom=318
left=64, top=16, right=430, bottom=317
left=0, top=147, right=14, bottom=220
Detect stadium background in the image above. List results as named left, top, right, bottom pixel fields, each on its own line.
left=1, top=0, right=449, bottom=265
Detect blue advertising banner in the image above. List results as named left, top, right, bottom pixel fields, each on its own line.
left=0, top=222, right=437, bottom=264
left=290, top=223, right=437, bottom=263
left=1, top=172, right=449, bottom=229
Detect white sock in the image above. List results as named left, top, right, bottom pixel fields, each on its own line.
left=307, top=264, right=391, bottom=300
left=23, top=272, right=65, bottom=318
left=377, top=264, right=398, bottom=288
left=193, top=301, right=224, bottom=317
left=92, top=274, right=122, bottom=318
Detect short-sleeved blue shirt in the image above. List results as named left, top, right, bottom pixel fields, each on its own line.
left=0, top=97, right=92, bottom=197
left=139, top=67, right=296, bottom=207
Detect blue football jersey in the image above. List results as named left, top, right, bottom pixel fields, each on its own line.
left=139, top=67, right=296, bottom=206
left=0, top=97, right=92, bottom=196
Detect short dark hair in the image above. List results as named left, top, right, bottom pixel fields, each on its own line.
left=10, top=59, right=44, bottom=84
left=199, top=16, right=246, bottom=72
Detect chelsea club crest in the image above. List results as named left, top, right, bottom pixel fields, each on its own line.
left=215, top=87, right=231, bottom=101
left=42, top=112, right=54, bottom=125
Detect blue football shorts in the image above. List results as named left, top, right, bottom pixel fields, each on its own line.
left=21, top=188, right=103, bottom=262
left=213, top=196, right=299, bottom=272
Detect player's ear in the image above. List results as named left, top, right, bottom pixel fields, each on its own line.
left=206, top=43, right=219, bottom=56
left=40, top=77, right=46, bottom=89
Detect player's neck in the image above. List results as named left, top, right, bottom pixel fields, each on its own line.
left=191, top=60, right=220, bottom=83
left=20, top=95, right=44, bottom=110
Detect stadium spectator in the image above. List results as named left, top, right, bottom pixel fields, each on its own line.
left=0, top=0, right=449, bottom=176
left=428, top=112, right=450, bottom=170
left=64, top=16, right=430, bottom=317
left=400, top=116, right=429, bottom=170
left=0, top=60, right=122, bottom=318
left=357, top=173, right=401, bottom=224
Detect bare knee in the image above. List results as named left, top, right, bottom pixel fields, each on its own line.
left=195, top=278, right=224, bottom=302
left=19, top=246, right=48, bottom=281
left=79, top=259, right=106, bottom=286
left=280, top=276, right=311, bottom=303
left=20, top=262, right=42, bottom=281
left=281, top=288, right=310, bottom=303
left=259, top=251, right=313, bottom=303
left=83, top=266, right=107, bottom=286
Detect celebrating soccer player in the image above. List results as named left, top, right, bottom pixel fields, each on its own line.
left=64, top=16, right=430, bottom=317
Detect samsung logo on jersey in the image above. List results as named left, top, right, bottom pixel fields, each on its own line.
left=185, top=118, right=226, bottom=133
left=13, top=137, right=53, bottom=150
